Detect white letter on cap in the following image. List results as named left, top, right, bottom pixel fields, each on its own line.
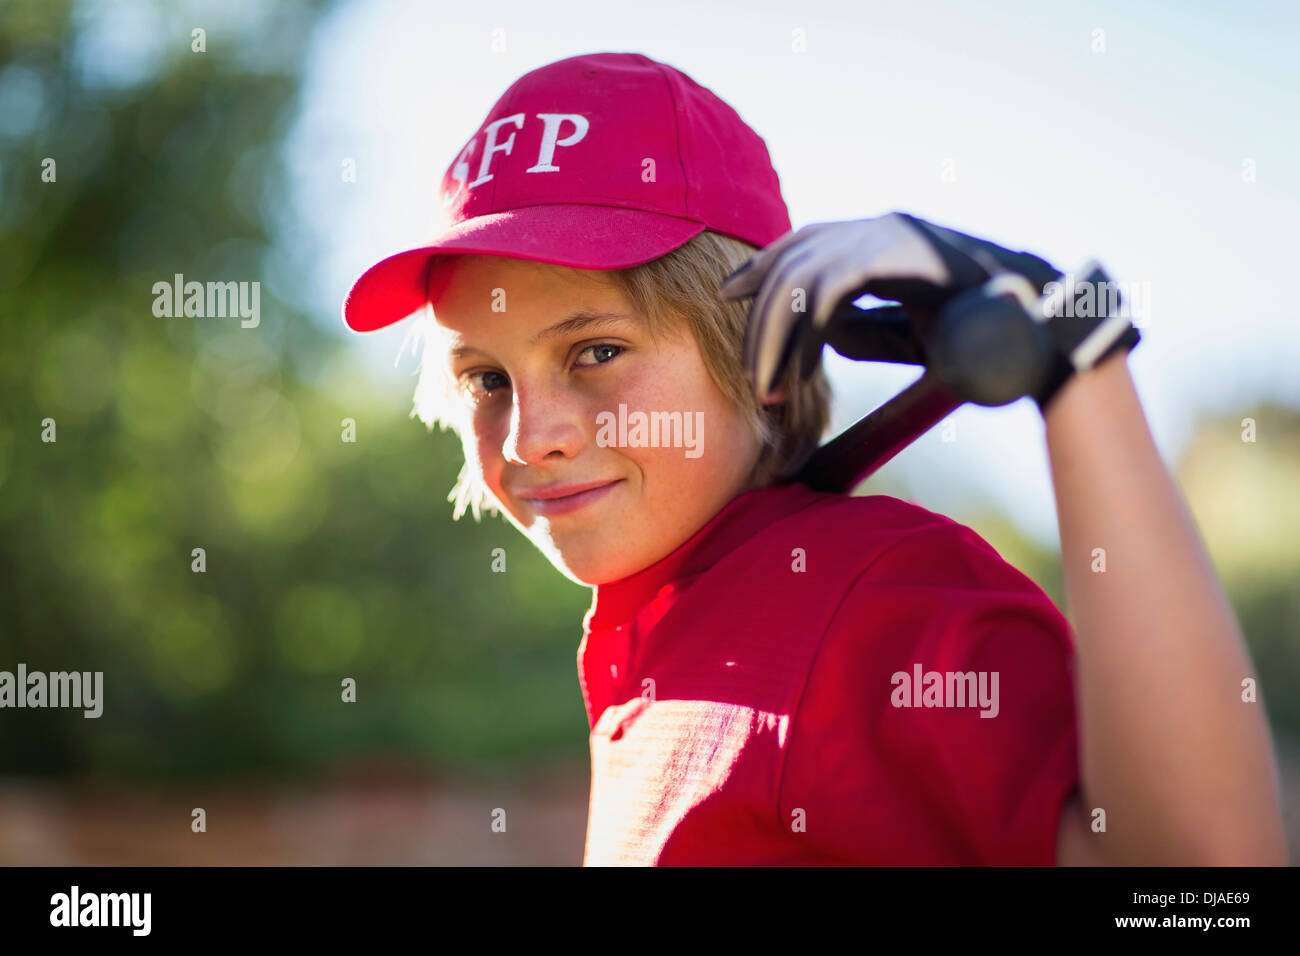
left=442, top=138, right=478, bottom=209
left=526, top=113, right=590, bottom=172
left=470, top=113, right=525, bottom=188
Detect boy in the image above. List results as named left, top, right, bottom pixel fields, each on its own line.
left=343, top=52, right=1286, bottom=865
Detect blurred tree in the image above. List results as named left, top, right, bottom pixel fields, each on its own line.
left=1177, top=403, right=1300, bottom=739
left=0, top=0, right=592, bottom=784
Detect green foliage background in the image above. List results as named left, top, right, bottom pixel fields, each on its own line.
left=0, top=0, right=592, bottom=783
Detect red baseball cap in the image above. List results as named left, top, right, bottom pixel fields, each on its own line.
left=342, top=51, right=792, bottom=333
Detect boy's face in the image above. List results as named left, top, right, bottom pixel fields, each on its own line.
left=428, top=253, right=765, bottom=586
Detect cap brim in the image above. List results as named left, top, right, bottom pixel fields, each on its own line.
left=342, top=204, right=707, bottom=332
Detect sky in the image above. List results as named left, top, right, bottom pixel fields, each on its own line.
left=281, top=0, right=1300, bottom=548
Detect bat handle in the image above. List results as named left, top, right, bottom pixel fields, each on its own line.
left=791, top=373, right=962, bottom=493
left=824, top=302, right=928, bottom=365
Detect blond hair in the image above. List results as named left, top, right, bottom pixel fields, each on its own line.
left=410, top=230, right=833, bottom=521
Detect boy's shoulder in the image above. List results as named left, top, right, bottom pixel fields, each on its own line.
left=764, top=484, right=1002, bottom=573
left=787, top=486, right=963, bottom=536
left=769, top=488, right=1079, bottom=866
left=748, top=483, right=1059, bottom=618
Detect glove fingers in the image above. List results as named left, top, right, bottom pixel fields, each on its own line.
left=747, top=243, right=820, bottom=399
left=718, top=222, right=839, bottom=299
left=730, top=212, right=1064, bottom=403
left=898, top=213, right=1062, bottom=291
left=747, top=220, right=950, bottom=397
left=747, top=227, right=868, bottom=397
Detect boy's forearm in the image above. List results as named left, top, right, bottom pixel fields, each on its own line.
left=1042, top=352, right=1287, bottom=865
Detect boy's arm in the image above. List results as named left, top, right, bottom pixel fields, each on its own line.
left=722, top=212, right=1287, bottom=863
left=1044, top=351, right=1287, bottom=865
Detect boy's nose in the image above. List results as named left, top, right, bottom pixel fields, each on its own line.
left=502, top=384, right=586, bottom=466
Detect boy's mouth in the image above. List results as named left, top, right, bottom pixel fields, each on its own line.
left=517, top=478, right=624, bottom=517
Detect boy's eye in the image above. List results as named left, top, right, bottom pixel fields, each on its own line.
left=463, top=370, right=509, bottom=401
left=575, top=343, right=623, bottom=367
left=459, top=343, right=623, bottom=403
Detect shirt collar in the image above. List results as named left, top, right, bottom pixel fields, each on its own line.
left=583, top=479, right=825, bottom=633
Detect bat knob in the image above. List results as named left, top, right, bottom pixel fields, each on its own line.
left=928, top=286, right=1054, bottom=407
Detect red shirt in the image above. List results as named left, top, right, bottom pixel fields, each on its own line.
left=578, top=480, right=1080, bottom=865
